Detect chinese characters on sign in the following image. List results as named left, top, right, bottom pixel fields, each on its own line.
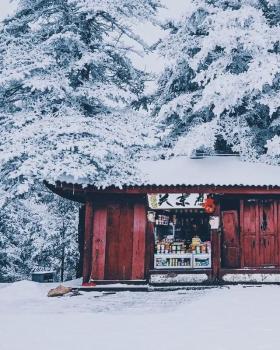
left=148, top=193, right=207, bottom=210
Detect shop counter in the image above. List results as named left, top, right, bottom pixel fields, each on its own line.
left=154, top=252, right=211, bottom=269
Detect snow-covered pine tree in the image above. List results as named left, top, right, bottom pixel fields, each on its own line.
left=153, top=0, right=280, bottom=161
left=0, top=0, right=160, bottom=192
left=0, top=190, right=79, bottom=282
left=0, top=0, right=159, bottom=281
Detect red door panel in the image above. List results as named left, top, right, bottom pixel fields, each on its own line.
left=243, top=235, right=258, bottom=267
left=104, top=199, right=146, bottom=280
left=91, top=205, right=107, bottom=280
left=105, top=204, right=121, bottom=280
left=243, top=200, right=258, bottom=234
left=222, top=211, right=240, bottom=268
left=259, top=200, right=277, bottom=266
left=241, top=199, right=278, bottom=268
left=118, top=203, right=134, bottom=279
left=260, top=236, right=276, bottom=266
left=259, top=200, right=276, bottom=234
left=241, top=200, right=259, bottom=267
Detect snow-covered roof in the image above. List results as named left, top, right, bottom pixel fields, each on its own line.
left=138, top=155, right=280, bottom=187
left=56, top=155, right=280, bottom=188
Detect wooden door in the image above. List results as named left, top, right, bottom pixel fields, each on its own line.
left=105, top=202, right=134, bottom=280
left=258, top=200, right=277, bottom=266
left=241, top=199, right=278, bottom=268
left=222, top=210, right=240, bottom=268
left=241, top=199, right=259, bottom=267
left=103, top=199, right=147, bottom=281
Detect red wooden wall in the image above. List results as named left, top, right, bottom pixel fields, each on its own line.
left=83, top=195, right=280, bottom=283
left=91, top=203, right=107, bottom=280
left=240, top=199, right=279, bottom=268
left=221, top=210, right=240, bottom=268
left=82, top=201, right=94, bottom=283
left=221, top=198, right=280, bottom=270
left=83, top=195, right=147, bottom=282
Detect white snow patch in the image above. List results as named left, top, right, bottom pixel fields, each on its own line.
left=1, top=282, right=280, bottom=350
left=222, top=273, right=280, bottom=283
left=0, top=280, right=46, bottom=300
left=150, top=273, right=209, bottom=284
left=139, top=155, right=280, bottom=187
left=57, top=155, right=280, bottom=187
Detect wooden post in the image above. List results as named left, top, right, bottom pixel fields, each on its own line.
left=145, top=221, right=155, bottom=277
left=77, top=205, right=85, bottom=278
left=90, top=205, right=107, bottom=281
left=83, top=201, right=94, bottom=284
left=211, top=229, right=221, bottom=282
left=131, top=203, right=146, bottom=280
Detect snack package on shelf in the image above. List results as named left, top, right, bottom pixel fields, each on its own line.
left=156, top=214, right=169, bottom=225
left=193, top=254, right=211, bottom=268
left=155, top=240, right=187, bottom=254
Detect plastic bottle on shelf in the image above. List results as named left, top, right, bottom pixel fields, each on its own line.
left=206, top=241, right=211, bottom=254
left=157, top=243, right=161, bottom=254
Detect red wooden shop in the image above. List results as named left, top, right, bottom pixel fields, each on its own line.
left=48, top=155, right=280, bottom=285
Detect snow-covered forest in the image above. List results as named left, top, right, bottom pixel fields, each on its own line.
left=0, top=0, right=280, bottom=282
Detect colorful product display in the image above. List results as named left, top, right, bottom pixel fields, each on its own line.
left=155, top=214, right=170, bottom=226
left=155, top=237, right=211, bottom=255
left=155, top=256, right=192, bottom=268
left=154, top=238, right=211, bottom=269
left=153, top=210, right=212, bottom=269
left=193, top=255, right=211, bottom=268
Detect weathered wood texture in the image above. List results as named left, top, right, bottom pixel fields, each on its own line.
left=222, top=210, right=240, bottom=268
left=105, top=203, right=121, bottom=280
left=83, top=196, right=148, bottom=282
left=90, top=204, right=107, bottom=280
left=240, top=199, right=278, bottom=268
left=105, top=202, right=135, bottom=280
left=131, top=203, right=147, bottom=280
left=83, top=201, right=94, bottom=283
left=211, top=229, right=221, bottom=281
left=77, top=205, right=85, bottom=278
left=82, top=194, right=280, bottom=283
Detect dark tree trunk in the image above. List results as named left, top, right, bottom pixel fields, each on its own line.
left=61, top=222, right=65, bottom=282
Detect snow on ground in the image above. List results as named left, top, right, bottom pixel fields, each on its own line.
left=0, top=282, right=280, bottom=350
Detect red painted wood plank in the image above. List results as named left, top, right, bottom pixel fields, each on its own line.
left=211, top=229, right=221, bottom=281
left=105, top=204, right=121, bottom=280
left=259, top=200, right=278, bottom=266
left=118, top=202, right=134, bottom=279
left=274, top=201, right=279, bottom=266
left=90, top=205, right=107, bottom=281
left=241, top=199, right=259, bottom=267
left=240, top=199, right=245, bottom=268
left=277, top=201, right=280, bottom=267
left=83, top=201, right=94, bottom=283
left=131, top=203, right=147, bottom=280
left=222, top=210, right=240, bottom=268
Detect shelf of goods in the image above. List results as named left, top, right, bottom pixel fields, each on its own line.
left=192, top=253, right=211, bottom=269
left=154, top=253, right=211, bottom=269
left=154, top=253, right=193, bottom=269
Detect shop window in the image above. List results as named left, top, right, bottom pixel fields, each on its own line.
left=153, top=210, right=211, bottom=269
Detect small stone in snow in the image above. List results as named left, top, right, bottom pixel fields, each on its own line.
left=47, top=285, right=72, bottom=297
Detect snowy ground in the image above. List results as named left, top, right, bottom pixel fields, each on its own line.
left=0, top=281, right=279, bottom=350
